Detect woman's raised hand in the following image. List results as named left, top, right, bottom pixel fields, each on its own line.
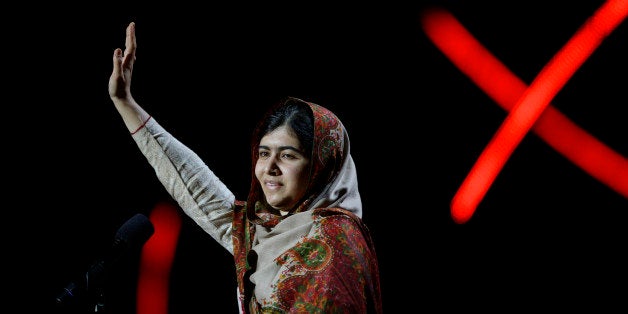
left=109, top=22, right=137, bottom=102
left=108, top=22, right=150, bottom=134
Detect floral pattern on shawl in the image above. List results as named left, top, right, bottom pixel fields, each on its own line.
left=232, top=207, right=381, bottom=313
left=310, top=104, right=344, bottom=170
left=265, top=208, right=381, bottom=313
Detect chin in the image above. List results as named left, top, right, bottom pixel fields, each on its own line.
left=268, top=202, right=290, bottom=212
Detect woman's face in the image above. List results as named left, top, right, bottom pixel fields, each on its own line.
left=255, top=125, right=310, bottom=213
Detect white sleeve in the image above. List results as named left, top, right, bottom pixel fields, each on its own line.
left=131, top=117, right=235, bottom=254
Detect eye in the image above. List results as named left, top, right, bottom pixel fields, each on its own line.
left=258, top=151, right=270, bottom=158
left=281, top=152, right=297, bottom=160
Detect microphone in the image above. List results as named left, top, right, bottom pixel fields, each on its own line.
left=55, top=213, right=155, bottom=309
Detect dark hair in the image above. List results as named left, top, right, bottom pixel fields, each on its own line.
left=259, top=97, right=314, bottom=157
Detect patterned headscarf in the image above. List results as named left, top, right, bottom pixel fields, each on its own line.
left=245, top=97, right=362, bottom=227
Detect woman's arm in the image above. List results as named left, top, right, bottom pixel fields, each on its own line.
left=107, top=22, right=236, bottom=253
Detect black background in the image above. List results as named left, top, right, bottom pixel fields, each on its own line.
left=8, top=1, right=627, bottom=312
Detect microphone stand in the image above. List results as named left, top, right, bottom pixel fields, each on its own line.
left=55, top=259, right=107, bottom=313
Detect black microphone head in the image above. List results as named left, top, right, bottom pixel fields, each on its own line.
left=115, top=213, right=155, bottom=249
left=56, top=213, right=154, bottom=309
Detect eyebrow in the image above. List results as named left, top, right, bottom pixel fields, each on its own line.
left=258, top=145, right=305, bottom=155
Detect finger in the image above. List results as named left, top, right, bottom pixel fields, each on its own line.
left=123, top=22, right=137, bottom=67
left=112, top=48, right=122, bottom=76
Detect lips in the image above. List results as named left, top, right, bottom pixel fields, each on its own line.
left=264, top=180, right=283, bottom=190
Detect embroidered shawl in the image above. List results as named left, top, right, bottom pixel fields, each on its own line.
left=232, top=98, right=382, bottom=313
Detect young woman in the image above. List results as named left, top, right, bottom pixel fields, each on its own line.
left=109, top=22, right=382, bottom=313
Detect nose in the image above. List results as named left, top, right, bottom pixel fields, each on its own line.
left=265, top=157, right=281, bottom=176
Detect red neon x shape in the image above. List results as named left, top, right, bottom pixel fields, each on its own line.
left=421, top=0, right=628, bottom=224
